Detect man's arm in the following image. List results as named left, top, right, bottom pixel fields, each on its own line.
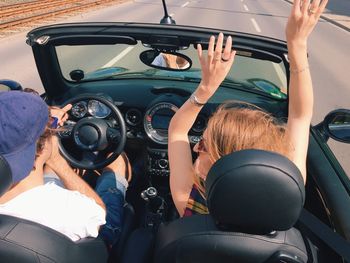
left=46, top=136, right=106, bottom=211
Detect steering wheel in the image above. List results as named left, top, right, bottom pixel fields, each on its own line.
left=58, top=94, right=126, bottom=170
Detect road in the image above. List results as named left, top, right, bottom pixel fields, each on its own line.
left=0, top=0, right=349, bottom=173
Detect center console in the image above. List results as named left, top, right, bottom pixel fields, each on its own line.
left=143, top=147, right=179, bottom=222
left=147, top=148, right=170, bottom=177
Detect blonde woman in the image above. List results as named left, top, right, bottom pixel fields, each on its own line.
left=168, top=0, right=328, bottom=217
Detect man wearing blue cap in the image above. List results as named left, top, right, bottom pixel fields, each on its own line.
left=0, top=91, right=130, bottom=247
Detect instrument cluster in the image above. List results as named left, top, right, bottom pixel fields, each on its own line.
left=71, top=100, right=111, bottom=119
left=143, top=101, right=207, bottom=145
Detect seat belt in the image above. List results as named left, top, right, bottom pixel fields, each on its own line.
left=298, top=209, right=350, bottom=261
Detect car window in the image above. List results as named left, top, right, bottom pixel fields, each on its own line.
left=55, top=42, right=287, bottom=99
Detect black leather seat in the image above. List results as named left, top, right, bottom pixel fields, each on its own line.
left=0, top=155, right=12, bottom=196
left=0, top=155, right=108, bottom=263
left=154, top=149, right=308, bottom=263
left=0, top=215, right=109, bottom=263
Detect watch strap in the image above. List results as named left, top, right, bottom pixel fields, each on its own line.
left=190, top=94, right=206, bottom=106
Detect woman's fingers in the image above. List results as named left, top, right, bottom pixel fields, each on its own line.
left=228, top=50, right=237, bottom=67
left=197, top=43, right=203, bottom=59
left=222, top=35, right=232, bottom=61
left=198, top=33, right=235, bottom=69
left=309, top=0, right=320, bottom=16
left=213, top=32, right=224, bottom=62
left=197, top=43, right=204, bottom=64
left=197, top=43, right=207, bottom=69
left=293, top=0, right=301, bottom=12
left=207, top=35, right=215, bottom=62
left=301, top=0, right=311, bottom=15
left=309, top=0, right=320, bottom=10
left=316, top=0, right=328, bottom=19
left=196, top=33, right=236, bottom=89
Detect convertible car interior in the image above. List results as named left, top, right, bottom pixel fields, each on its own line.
left=146, top=149, right=308, bottom=263
left=1, top=4, right=350, bottom=262
left=0, top=148, right=308, bottom=263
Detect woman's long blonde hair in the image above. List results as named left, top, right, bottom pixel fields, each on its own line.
left=195, top=101, right=291, bottom=193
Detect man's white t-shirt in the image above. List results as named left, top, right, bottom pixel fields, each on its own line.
left=0, top=183, right=106, bottom=241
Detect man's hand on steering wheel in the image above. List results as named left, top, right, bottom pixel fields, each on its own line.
left=54, top=95, right=127, bottom=170
left=50, top=104, right=72, bottom=127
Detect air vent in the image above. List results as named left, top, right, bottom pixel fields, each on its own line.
left=125, top=108, right=142, bottom=126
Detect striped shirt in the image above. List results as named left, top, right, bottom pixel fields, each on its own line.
left=183, top=184, right=208, bottom=216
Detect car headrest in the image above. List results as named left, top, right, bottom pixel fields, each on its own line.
left=0, top=155, right=12, bottom=196
left=205, top=149, right=305, bottom=234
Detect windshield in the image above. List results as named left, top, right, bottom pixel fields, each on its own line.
left=56, top=42, right=287, bottom=99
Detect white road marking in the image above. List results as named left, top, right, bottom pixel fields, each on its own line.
left=181, top=1, right=189, bottom=7
left=250, top=18, right=261, bottom=32
left=102, top=46, right=134, bottom=68
left=170, top=13, right=175, bottom=17
left=243, top=4, right=249, bottom=11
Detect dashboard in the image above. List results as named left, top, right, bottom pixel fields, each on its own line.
left=68, top=93, right=210, bottom=178
left=70, top=97, right=207, bottom=146
left=58, top=80, right=285, bottom=179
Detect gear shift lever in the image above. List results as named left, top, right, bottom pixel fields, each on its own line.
left=141, top=187, right=158, bottom=202
left=140, top=187, right=165, bottom=227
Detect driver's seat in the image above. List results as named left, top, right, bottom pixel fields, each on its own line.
left=0, top=155, right=108, bottom=263
left=154, top=149, right=308, bottom=263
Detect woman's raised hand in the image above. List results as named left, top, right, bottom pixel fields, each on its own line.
left=196, top=33, right=236, bottom=99
left=286, top=0, right=328, bottom=46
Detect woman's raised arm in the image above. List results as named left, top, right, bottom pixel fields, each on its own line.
left=286, top=0, right=328, bottom=182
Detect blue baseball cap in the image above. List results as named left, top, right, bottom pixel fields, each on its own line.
left=0, top=91, right=49, bottom=183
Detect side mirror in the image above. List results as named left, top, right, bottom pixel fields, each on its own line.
left=140, top=50, right=192, bottom=71
left=0, top=79, right=22, bottom=92
left=315, top=109, right=350, bottom=143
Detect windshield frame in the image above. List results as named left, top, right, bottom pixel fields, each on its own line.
left=27, top=22, right=290, bottom=100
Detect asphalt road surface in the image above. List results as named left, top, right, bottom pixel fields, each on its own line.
left=0, top=0, right=349, bottom=174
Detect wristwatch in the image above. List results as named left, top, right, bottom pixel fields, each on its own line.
left=189, top=94, right=206, bottom=107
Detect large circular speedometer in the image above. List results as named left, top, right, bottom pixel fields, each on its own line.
left=144, top=102, right=178, bottom=144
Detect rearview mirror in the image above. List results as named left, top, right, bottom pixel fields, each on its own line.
left=140, top=50, right=192, bottom=71
left=316, top=109, right=350, bottom=143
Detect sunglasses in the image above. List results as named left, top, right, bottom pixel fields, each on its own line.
left=197, top=136, right=207, bottom=153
